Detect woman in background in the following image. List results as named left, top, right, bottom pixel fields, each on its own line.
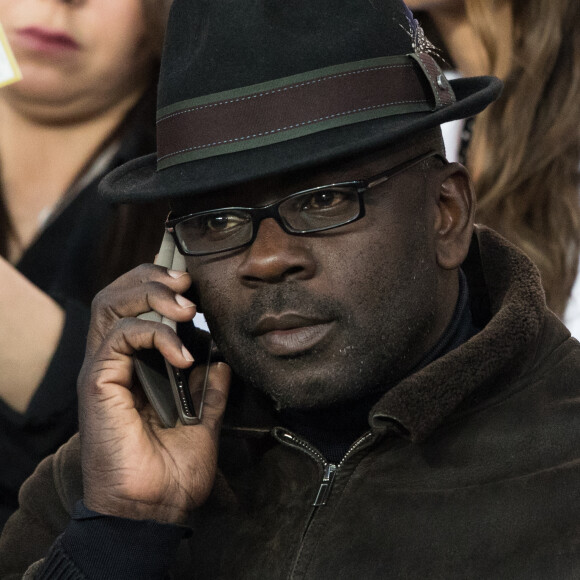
left=0, top=0, right=172, bottom=528
left=407, top=0, right=580, bottom=330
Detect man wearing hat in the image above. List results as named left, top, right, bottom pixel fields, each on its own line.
left=1, top=0, right=580, bottom=577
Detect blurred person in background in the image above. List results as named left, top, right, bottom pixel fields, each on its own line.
left=0, top=0, right=172, bottom=529
left=407, top=0, right=580, bottom=335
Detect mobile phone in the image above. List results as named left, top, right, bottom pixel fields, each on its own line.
left=134, top=232, right=212, bottom=427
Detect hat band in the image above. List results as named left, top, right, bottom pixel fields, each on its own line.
left=156, top=53, right=454, bottom=171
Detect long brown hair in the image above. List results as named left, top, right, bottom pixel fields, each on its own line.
left=465, top=0, right=580, bottom=316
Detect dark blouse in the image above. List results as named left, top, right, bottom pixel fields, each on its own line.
left=0, top=88, right=166, bottom=530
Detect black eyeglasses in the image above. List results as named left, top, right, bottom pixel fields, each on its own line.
left=166, top=151, right=444, bottom=256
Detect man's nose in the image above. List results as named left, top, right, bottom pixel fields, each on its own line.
left=236, top=218, right=317, bottom=285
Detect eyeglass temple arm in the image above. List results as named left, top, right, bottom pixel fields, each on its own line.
left=364, top=150, right=446, bottom=191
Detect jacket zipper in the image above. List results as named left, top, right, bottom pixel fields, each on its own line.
left=276, top=429, right=374, bottom=579
left=313, top=463, right=337, bottom=506
left=277, top=430, right=373, bottom=506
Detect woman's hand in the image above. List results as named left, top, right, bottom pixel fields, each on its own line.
left=78, top=264, right=231, bottom=524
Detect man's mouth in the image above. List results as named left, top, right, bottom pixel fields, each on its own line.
left=253, top=313, right=335, bottom=356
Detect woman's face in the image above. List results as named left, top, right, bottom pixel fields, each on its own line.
left=0, top=0, right=154, bottom=118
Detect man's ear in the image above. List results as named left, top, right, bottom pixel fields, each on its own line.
left=432, top=162, right=475, bottom=270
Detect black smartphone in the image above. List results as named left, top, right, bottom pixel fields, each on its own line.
left=134, top=233, right=213, bottom=428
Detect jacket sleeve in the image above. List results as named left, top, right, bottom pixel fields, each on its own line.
left=0, top=435, right=82, bottom=578
left=0, top=436, right=188, bottom=580
left=33, top=503, right=187, bottom=579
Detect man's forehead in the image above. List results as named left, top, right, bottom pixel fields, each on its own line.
left=169, top=128, right=444, bottom=214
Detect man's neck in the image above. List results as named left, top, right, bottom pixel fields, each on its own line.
left=280, top=270, right=479, bottom=463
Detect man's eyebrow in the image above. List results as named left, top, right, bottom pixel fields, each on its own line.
left=170, top=198, right=211, bottom=215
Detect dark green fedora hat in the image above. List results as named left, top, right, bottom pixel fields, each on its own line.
left=100, top=0, right=502, bottom=203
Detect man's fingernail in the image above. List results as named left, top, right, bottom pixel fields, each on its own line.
left=168, top=269, right=186, bottom=279
left=175, top=294, right=195, bottom=308
left=182, top=346, right=194, bottom=362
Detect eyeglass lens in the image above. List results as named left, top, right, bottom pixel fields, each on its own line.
left=174, top=185, right=361, bottom=255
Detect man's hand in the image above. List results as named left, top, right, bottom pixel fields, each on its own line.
left=77, top=264, right=231, bottom=524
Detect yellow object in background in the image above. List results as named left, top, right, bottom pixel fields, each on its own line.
left=0, top=21, right=22, bottom=88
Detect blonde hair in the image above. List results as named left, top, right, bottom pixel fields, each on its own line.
left=466, top=0, right=580, bottom=315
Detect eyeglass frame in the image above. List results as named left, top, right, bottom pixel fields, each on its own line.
left=165, top=150, right=446, bottom=256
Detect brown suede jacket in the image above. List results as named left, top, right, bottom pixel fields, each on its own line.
left=1, top=227, right=580, bottom=579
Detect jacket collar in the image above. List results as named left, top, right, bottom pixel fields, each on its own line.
left=369, top=226, right=557, bottom=441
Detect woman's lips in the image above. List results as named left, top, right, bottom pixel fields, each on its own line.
left=254, top=314, right=335, bottom=356
left=15, top=27, right=80, bottom=55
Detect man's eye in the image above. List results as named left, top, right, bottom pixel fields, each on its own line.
left=204, top=213, right=244, bottom=232
left=300, top=190, right=347, bottom=211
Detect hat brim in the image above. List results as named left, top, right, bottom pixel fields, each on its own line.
left=100, top=76, right=502, bottom=204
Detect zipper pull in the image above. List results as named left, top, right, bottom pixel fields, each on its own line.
left=313, top=463, right=336, bottom=506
